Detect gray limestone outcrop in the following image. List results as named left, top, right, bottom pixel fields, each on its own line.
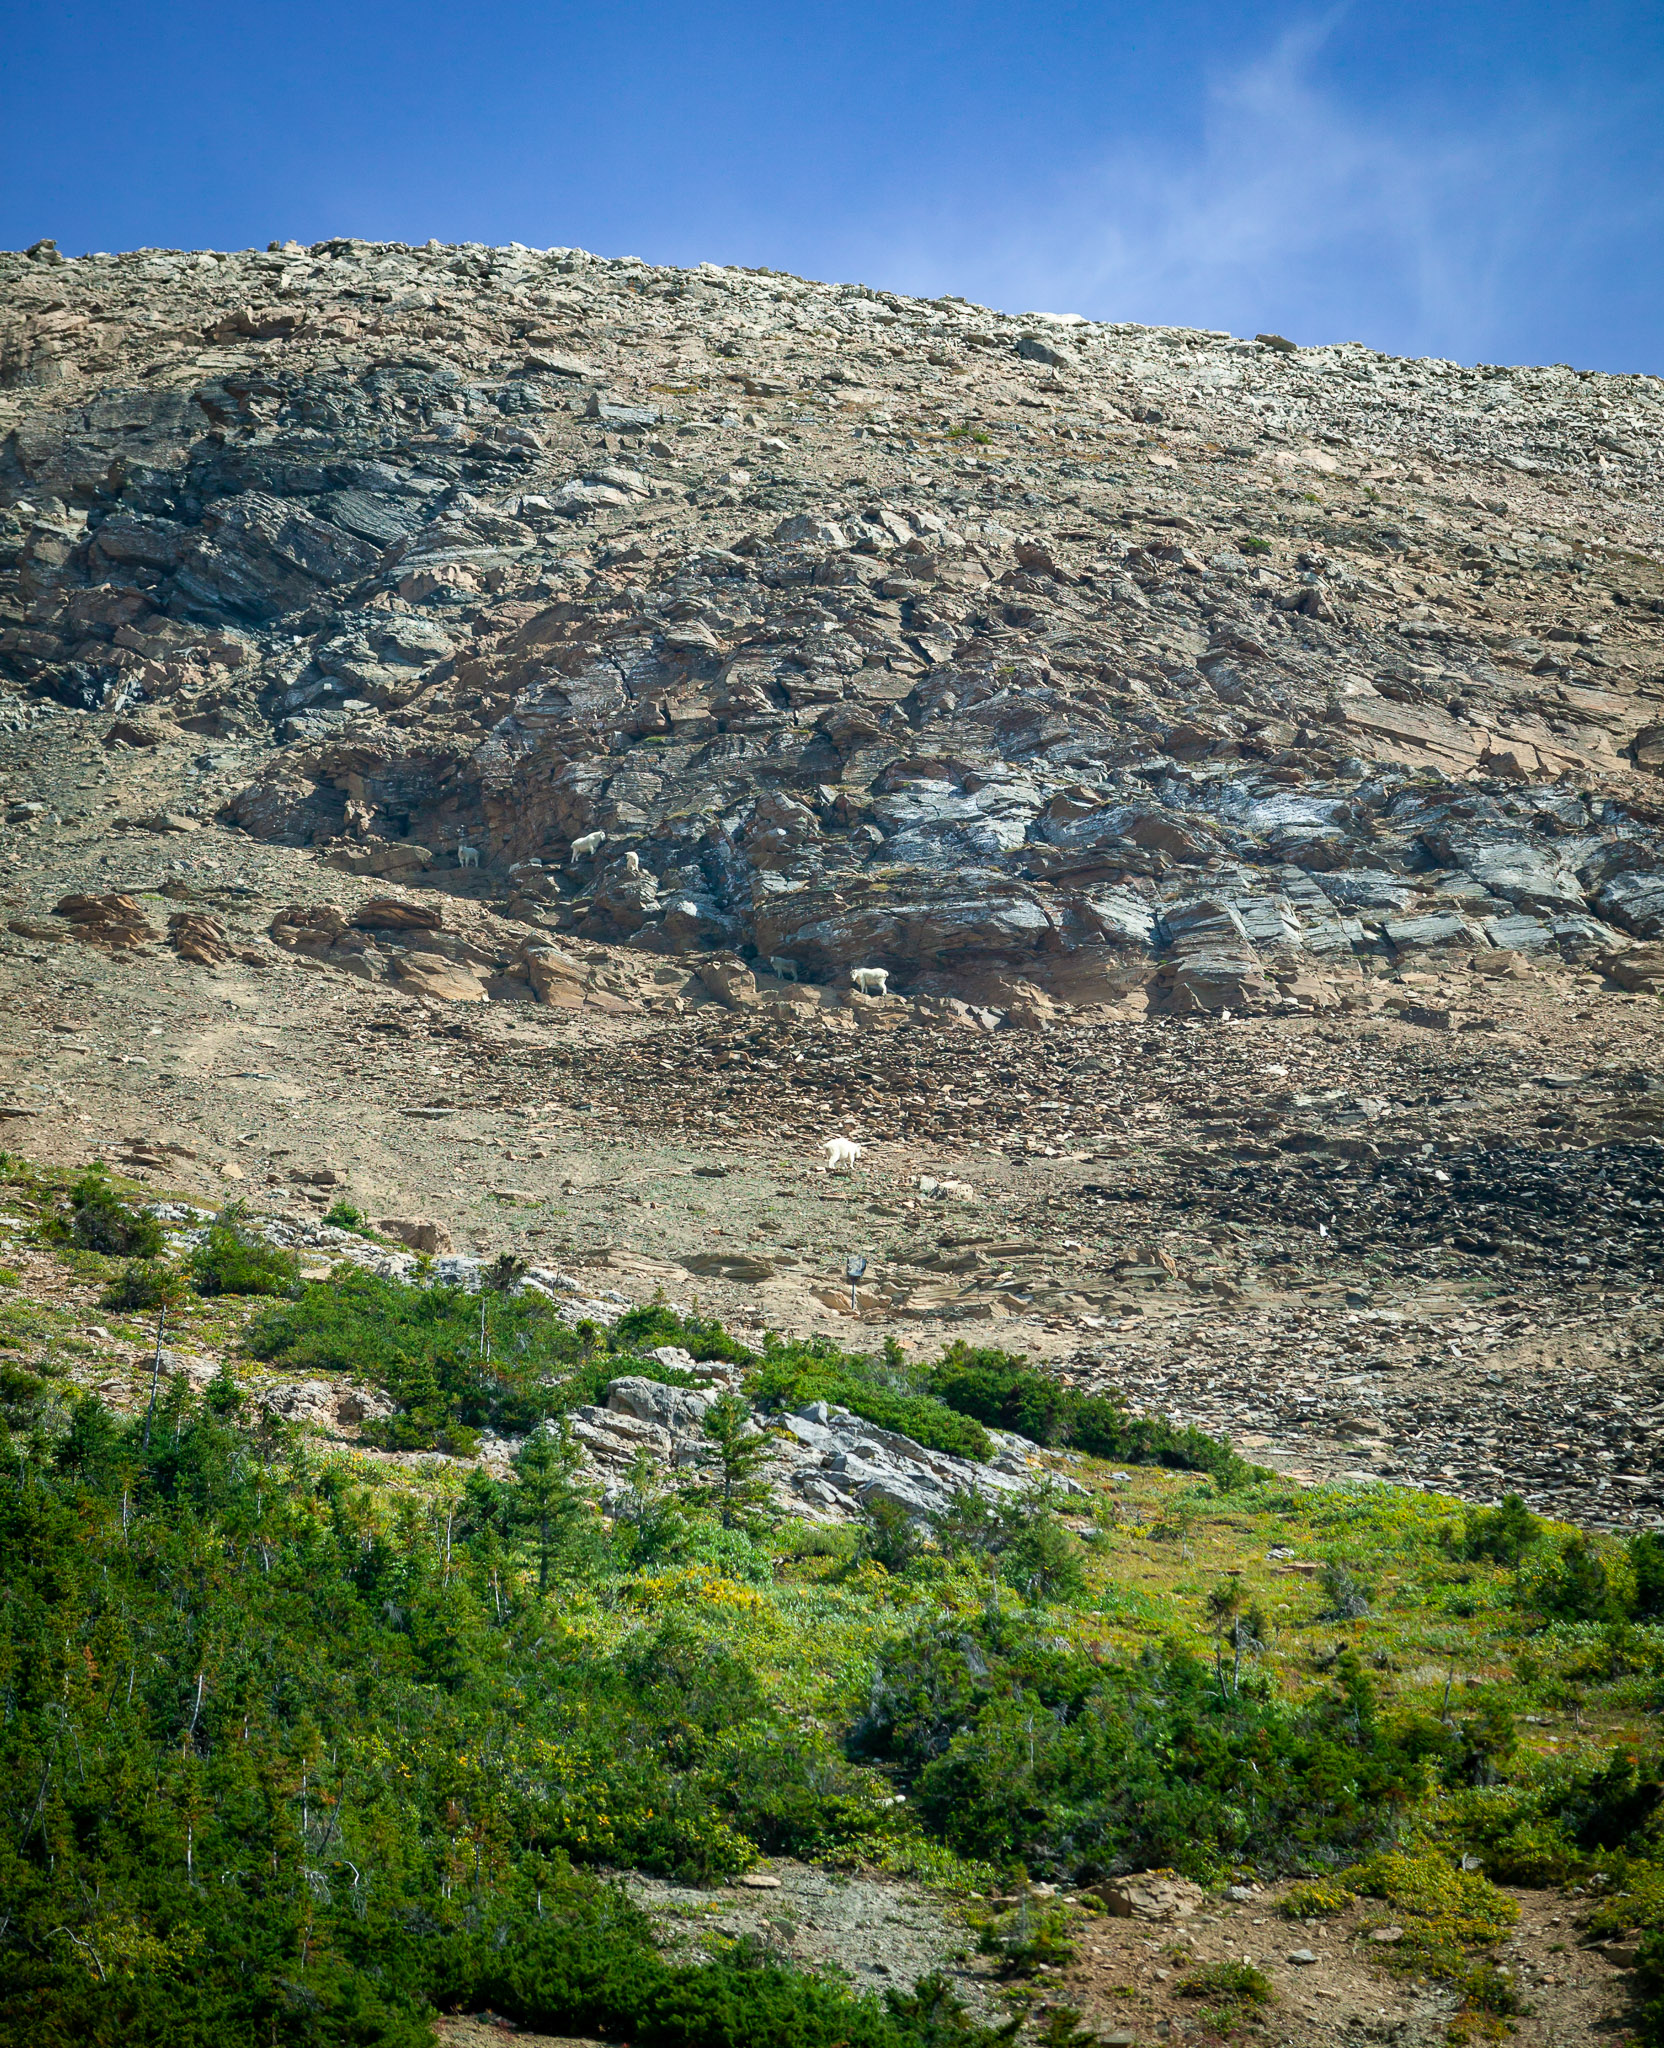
left=4, top=236, right=1664, bottom=1013
left=563, top=1370, right=1075, bottom=1525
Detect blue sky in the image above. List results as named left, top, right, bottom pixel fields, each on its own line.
left=5, top=0, right=1662, bottom=373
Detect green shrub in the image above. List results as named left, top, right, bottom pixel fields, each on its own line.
left=1437, top=1693, right=1517, bottom=1789
left=1544, top=1748, right=1664, bottom=1855
left=190, top=1211, right=299, bottom=1298
left=859, top=1495, right=926, bottom=1573
left=854, top=1616, right=1433, bottom=1879
left=1177, top=1959, right=1275, bottom=2006
left=976, top=1894, right=1079, bottom=1974
left=1002, top=1513, right=1084, bottom=1604
left=1521, top=1533, right=1626, bottom=1623
left=428, top=1920, right=1014, bottom=2048
left=1279, top=1880, right=1357, bottom=1917
left=321, top=1196, right=368, bottom=1231
left=1339, top=1848, right=1516, bottom=1980
left=1632, top=1532, right=1664, bottom=1622
left=101, top=1258, right=184, bottom=1311
left=0, top=1362, right=45, bottom=1423
left=933, top=1489, right=1086, bottom=1604
left=783, top=1521, right=858, bottom=1566
left=60, top=1166, right=163, bottom=1258
left=924, top=1343, right=1260, bottom=1486
left=1448, top=1493, right=1542, bottom=1566
left=754, top=1340, right=993, bottom=1463
left=613, top=1300, right=757, bottom=1365
left=1319, top=1560, right=1374, bottom=1620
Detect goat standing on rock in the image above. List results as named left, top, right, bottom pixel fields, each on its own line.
left=821, top=1137, right=863, bottom=1173
left=849, top=966, right=888, bottom=997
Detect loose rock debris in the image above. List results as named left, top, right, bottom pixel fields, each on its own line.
left=1, top=234, right=1662, bottom=1546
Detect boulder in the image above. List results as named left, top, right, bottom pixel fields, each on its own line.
left=392, top=952, right=487, bottom=1002
left=522, top=943, right=589, bottom=1007
left=376, top=1217, right=455, bottom=1255
left=104, top=709, right=175, bottom=748
left=52, top=892, right=158, bottom=948
left=1604, top=943, right=1664, bottom=995
left=604, top=1375, right=716, bottom=1434
left=167, top=911, right=235, bottom=965
left=269, top=904, right=349, bottom=953
left=261, top=1380, right=394, bottom=1428
left=1092, top=1874, right=1207, bottom=1922
left=696, top=956, right=758, bottom=1008
left=325, top=842, right=436, bottom=879
left=354, top=897, right=444, bottom=931
left=1157, top=898, right=1271, bottom=1013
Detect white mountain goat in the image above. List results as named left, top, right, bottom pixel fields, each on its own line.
left=569, top=830, right=606, bottom=864
left=768, top=956, right=799, bottom=981
left=821, top=1136, right=864, bottom=1173
left=849, top=966, right=889, bottom=997
left=456, top=843, right=480, bottom=869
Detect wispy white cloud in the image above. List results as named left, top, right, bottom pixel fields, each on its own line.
left=864, top=18, right=1659, bottom=366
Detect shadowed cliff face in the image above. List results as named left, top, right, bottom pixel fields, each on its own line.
left=4, top=235, right=1664, bottom=1011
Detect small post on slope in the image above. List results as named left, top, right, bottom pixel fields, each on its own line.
left=846, top=1254, right=867, bottom=1315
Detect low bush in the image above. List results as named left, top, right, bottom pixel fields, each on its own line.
left=924, top=1343, right=1262, bottom=1487
left=100, top=1258, right=184, bottom=1311
left=1520, top=1532, right=1627, bottom=1624
left=935, top=1487, right=1086, bottom=1603
left=1491, top=1747, right=1664, bottom=1866
left=1447, top=1492, right=1542, bottom=1566
left=248, top=1273, right=703, bottom=1450
left=859, top=1494, right=926, bottom=1573
left=976, top=1895, right=1079, bottom=1974
left=1177, top=1959, right=1275, bottom=2006
left=1632, top=1532, right=1664, bottom=1622
left=59, top=1166, right=163, bottom=1258
left=613, top=1300, right=757, bottom=1365
left=428, top=1923, right=1015, bottom=2048
left=1279, top=1879, right=1357, bottom=1917
left=854, top=1612, right=1437, bottom=1878
left=1319, top=1560, right=1374, bottom=1620
left=1339, top=1848, right=1516, bottom=1981
left=753, top=1337, right=994, bottom=1463
left=190, top=1207, right=300, bottom=1298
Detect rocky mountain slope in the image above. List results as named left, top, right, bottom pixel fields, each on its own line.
left=2, top=235, right=1664, bottom=1536
left=4, top=232, right=1664, bottom=1012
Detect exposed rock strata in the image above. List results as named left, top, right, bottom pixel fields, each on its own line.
left=4, top=237, right=1663, bottom=1011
